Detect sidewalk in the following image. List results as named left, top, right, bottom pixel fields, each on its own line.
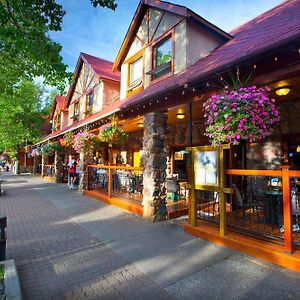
left=0, top=173, right=299, bottom=299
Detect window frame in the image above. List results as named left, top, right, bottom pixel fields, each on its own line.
left=150, top=30, right=174, bottom=83
left=85, top=91, right=93, bottom=116
left=73, top=100, right=80, bottom=122
left=125, top=48, right=145, bottom=97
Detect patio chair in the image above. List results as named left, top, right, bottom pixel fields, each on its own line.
left=232, top=183, right=265, bottom=222
left=166, top=177, right=179, bottom=201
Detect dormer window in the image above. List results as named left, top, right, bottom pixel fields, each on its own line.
left=73, top=101, right=80, bottom=122
left=86, top=92, right=93, bottom=115
left=152, top=35, right=173, bottom=80
left=126, top=50, right=144, bottom=96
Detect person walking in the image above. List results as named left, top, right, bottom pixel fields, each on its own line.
left=67, top=154, right=76, bottom=189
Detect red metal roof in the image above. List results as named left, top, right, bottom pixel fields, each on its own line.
left=49, top=95, right=67, bottom=119
left=113, top=0, right=231, bottom=71
left=39, top=99, right=122, bottom=143
left=81, top=53, right=121, bottom=82
left=65, top=53, right=120, bottom=108
left=120, top=0, right=300, bottom=110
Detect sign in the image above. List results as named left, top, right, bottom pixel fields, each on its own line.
left=194, top=150, right=218, bottom=187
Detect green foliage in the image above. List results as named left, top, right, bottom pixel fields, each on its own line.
left=40, top=142, right=61, bottom=155
left=0, top=80, right=47, bottom=153
left=90, top=0, right=117, bottom=10
left=0, top=264, right=5, bottom=284
left=0, top=0, right=118, bottom=93
left=99, top=124, right=128, bottom=146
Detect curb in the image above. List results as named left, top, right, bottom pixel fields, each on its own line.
left=2, top=259, right=22, bottom=300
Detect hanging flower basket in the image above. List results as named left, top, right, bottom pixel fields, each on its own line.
left=72, top=131, right=98, bottom=153
left=59, top=132, right=74, bottom=147
left=203, top=85, right=280, bottom=147
left=98, top=124, right=128, bottom=146
left=31, top=147, right=41, bottom=157
left=40, top=142, right=61, bottom=155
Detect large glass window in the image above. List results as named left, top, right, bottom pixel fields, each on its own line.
left=129, top=57, right=143, bottom=86
left=152, top=36, right=172, bottom=80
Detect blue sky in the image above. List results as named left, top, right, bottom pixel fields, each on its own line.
left=50, top=0, right=283, bottom=72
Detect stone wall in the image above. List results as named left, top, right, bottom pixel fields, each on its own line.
left=54, top=151, right=63, bottom=183
left=79, top=149, right=93, bottom=192
left=41, top=154, right=49, bottom=177
left=142, top=112, right=168, bottom=221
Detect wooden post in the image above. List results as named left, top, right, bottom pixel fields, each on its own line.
left=190, top=148, right=196, bottom=226
left=108, top=167, right=112, bottom=198
left=86, top=165, right=89, bottom=191
left=281, top=165, right=292, bottom=253
left=219, top=148, right=226, bottom=237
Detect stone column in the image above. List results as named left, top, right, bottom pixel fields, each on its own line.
left=79, top=149, right=93, bottom=192
left=41, top=154, right=48, bottom=177
left=142, top=112, right=168, bottom=221
left=54, top=150, right=63, bottom=183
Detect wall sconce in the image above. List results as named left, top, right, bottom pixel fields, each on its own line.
left=176, top=112, right=185, bottom=120
left=296, top=145, right=300, bottom=152
left=137, top=121, right=144, bottom=128
left=275, top=87, right=291, bottom=96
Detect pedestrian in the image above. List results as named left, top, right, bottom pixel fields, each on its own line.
left=69, top=159, right=77, bottom=190
left=67, top=154, right=76, bottom=188
left=75, top=158, right=82, bottom=187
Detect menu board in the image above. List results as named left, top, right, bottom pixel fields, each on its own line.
left=194, top=150, right=218, bottom=186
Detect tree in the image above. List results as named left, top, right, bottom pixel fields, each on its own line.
left=0, top=0, right=117, bottom=154
left=0, top=0, right=118, bottom=92
left=0, top=80, right=47, bottom=153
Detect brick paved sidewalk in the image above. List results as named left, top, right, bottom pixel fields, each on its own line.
left=1, top=173, right=300, bottom=300
left=0, top=174, right=175, bottom=300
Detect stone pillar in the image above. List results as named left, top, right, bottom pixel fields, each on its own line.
left=142, top=112, right=168, bottom=221
left=54, top=150, right=63, bottom=183
left=41, top=154, right=48, bottom=177
left=79, top=149, right=93, bottom=192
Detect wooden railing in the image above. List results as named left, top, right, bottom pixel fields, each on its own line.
left=225, top=167, right=300, bottom=253
left=87, top=165, right=144, bottom=202
left=43, top=164, right=55, bottom=178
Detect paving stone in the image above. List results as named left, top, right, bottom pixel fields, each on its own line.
left=0, top=174, right=176, bottom=300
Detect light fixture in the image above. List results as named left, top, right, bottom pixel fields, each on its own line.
left=275, top=87, right=291, bottom=96
left=176, top=111, right=185, bottom=120
left=296, top=145, right=300, bottom=152
left=137, top=121, right=144, bottom=128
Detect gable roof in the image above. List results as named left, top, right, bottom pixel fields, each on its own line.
left=120, top=0, right=300, bottom=110
left=65, top=52, right=121, bottom=107
left=112, top=0, right=232, bottom=71
left=49, top=95, right=67, bottom=119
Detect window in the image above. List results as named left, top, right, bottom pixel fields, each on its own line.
left=152, top=36, right=172, bottom=80
left=86, top=92, right=93, bottom=115
left=57, top=114, right=61, bottom=130
left=128, top=56, right=143, bottom=91
left=73, top=102, right=79, bottom=122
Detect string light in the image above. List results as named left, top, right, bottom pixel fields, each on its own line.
left=192, top=88, right=196, bottom=92
left=253, top=64, right=257, bottom=69
left=165, top=96, right=168, bottom=100
left=206, top=82, right=210, bottom=87
left=274, top=56, right=278, bottom=61
left=182, top=90, right=185, bottom=95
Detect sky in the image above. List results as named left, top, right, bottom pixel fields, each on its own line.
left=50, top=0, right=283, bottom=73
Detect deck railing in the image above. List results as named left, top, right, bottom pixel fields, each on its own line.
left=87, top=165, right=144, bottom=203
left=43, top=164, right=55, bottom=178
left=225, top=167, right=300, bottom=252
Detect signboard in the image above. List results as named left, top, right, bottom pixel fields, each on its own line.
left=194, top=149, right=218, bottom=187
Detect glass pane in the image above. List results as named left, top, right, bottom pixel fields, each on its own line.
left=154, top=37, right=172, bottom=67
left=130, top=57, right=142, bottom=84
left=88, top=92, right=93, bottom=108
